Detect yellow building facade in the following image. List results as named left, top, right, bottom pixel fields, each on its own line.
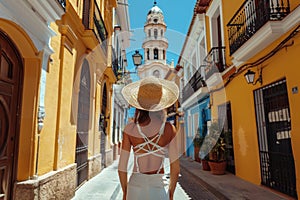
left=0, top=0, right=118, bottom=199
left=202, top=0, right=300, bottom=198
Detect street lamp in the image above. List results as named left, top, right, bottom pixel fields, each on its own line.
left=132, top=50, right=143, bottom=67
left=117, top=50, right=143, bottom=81
left=244, top=69, right=262, bottom=85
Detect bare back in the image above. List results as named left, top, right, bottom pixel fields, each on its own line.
left=123, top=120, right=175, bottom=174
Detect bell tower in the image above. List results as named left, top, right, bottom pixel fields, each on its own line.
left=137, top=1, right=172, bottom=79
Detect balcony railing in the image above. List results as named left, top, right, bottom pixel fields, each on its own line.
left=93, top=1, right=108, bottom=53
left=112, top=47, right=119, bottom=77
left=57, top=0, right=66, bottom=9
left=143, top=37, right=168, bottom=44
left=227, top=0, right=290, bottom=55
left=182, top=68, right=206, bottom=102
left=94, top=3, right=107, bottom=42
left=204, top=46, right=226, bottom=79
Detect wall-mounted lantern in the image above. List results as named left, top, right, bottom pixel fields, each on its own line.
left=244, top=69, right=262, bottom=85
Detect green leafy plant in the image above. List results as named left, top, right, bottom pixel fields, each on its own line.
left=200, top=121, right=226, bottom=162
left=193, top=128, right=204, bottom=148
left=210, top=137, right=226, bottom=162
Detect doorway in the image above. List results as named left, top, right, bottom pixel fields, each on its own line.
left=100, top=83, right=108, bottom=168
left=218, top=102, right=235, bottom=174
left=0, top=30, right=23, bottom=200
left=75, top=60, right=91, bottom=187
left=254, top=79, right=297, bottom=198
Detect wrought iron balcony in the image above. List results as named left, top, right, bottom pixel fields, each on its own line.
left=227, top=0, right=290, bottom=55
left=182, top=68, right=206, bottom=103
left=93, top=1, right=108, bottom=52
left=204, top=46, right=226, bottom=79
left=112, top=47, right=119, bottom=78
left=94, top=3, right=107, bottom=42
left=57, top=0, right=66, bottom=10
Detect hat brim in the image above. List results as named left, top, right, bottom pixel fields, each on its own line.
left=121, top=77, right=179, bottom=112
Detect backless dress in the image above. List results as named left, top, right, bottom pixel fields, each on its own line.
left=126, top=122, right=168, bottom=200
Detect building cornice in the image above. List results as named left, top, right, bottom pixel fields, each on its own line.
left=0, top=0, right=64, bottom=52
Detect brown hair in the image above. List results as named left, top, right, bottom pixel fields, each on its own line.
left=134, top=109, right=149, bottom=124
left=134, top=109, right=165, bottom=124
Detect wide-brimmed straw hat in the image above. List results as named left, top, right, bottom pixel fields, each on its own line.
left=121, top=76, right=179, bottom=111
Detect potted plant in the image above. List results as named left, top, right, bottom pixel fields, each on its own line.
left=198, top=123, right=210, bottom=171
left=193, top=128, right=203, bottom=163
left=200, top=153, right=210, bottom=171
left=201, top=121, right=227, bottom=174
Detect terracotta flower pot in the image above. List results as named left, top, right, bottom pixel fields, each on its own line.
left=201, top=159, right=210, bottom=171
left=194, top=146, right=201, bottom=162
left=208, top=161, right=226, bottom=175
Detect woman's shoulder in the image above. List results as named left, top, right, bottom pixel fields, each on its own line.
left=124, top=122, right=136, bottom=134
left=163, top=122, right=176, bottom=137
left=164, top=121, right=176, bottom=130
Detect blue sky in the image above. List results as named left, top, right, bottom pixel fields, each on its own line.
left=126, top=0, right=197, bottom=72
left=128, top=0, right=196, bottom=33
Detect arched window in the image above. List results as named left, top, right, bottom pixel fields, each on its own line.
left=154, top=48, right=158, bottom=59
left=148, top=29, right=151, bottom=37
left=153, top=70, right=160, bottom=78
left=154, top=29, right=158, bottom=39
left=76, top=59, right=91, bottom=186
left=161, top=29, right=163, bottom=37
left=147, top=49, right=150, bottom=60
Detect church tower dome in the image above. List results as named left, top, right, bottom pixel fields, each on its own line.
left=145, top=1, right=166, bottom=33
left=147, top=4, right=163, bottom=15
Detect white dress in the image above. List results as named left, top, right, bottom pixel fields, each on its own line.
left=126, top=122, right=169, bottom=200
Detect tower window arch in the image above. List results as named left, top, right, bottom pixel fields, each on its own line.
left=161, top=29, right=163, bottom=37
left=147, top=49, right=150, bottom=60
left=154, top=48, right=158, bottom=60
left=154, top=29, right=158, bottom=39
left=148, top=29, right=151, bottom=37
left=153, top=70, right=160, bottom=78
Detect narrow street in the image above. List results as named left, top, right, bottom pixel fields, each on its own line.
left=73, top=154, right=288, bottom=200
left=1, top=0, right=299, bottom=199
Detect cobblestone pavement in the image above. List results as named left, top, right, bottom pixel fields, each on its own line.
left=178, top=166, right=221, bottom=200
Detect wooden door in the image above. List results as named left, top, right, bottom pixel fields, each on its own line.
left=100, top=83, right=107, bottom=168
left=75, top=60, right=90, bottom=187
left=0, top=30, right=22, bottom=200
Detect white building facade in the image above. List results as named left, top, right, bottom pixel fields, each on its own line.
left=111, top=0, right=131, bottom=159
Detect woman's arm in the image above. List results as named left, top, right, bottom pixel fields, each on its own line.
left=118, top=131, right=131, bottom=200
left=167, top=124, right=180, bottom=200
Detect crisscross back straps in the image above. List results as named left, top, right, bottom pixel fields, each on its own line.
left=133, top=121, right=166, bottom=173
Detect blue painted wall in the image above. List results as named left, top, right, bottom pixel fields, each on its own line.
left=184, top=96, right=210, bottom=159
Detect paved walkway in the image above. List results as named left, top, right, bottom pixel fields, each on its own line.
left=73, top=154, right=290, bottom=200
left=72, top=158, right=121, bottom=200
left=179, top=156, right=291, bottom=200
left=73, top=153, right=190, bottom=200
